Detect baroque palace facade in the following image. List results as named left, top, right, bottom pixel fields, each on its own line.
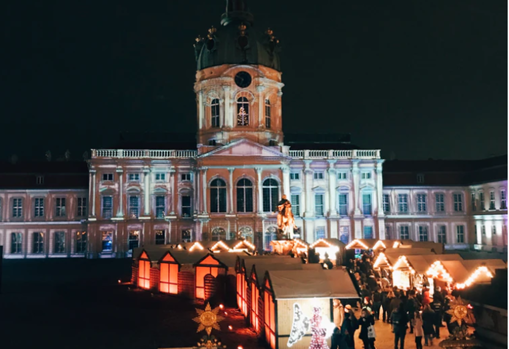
left=0, top=1, right=507, bottom=258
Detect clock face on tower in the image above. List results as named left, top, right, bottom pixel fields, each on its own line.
left=234, top=71, right=252, bottom=88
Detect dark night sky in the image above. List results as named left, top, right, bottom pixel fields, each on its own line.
left=1, top=0, right=507, bottom=161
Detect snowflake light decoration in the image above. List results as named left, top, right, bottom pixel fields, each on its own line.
left=193, top=303, right=224, bottom=335
left=446, top=297, right=473, bottom=327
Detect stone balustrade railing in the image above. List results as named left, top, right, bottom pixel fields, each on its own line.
left=288, top=149, right=381, bottom=160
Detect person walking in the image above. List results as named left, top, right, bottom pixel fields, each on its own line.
left=412, top=311, right=424, bottom=349
left=342, top=304, right=359, bottom=349
left=430, top=297, right=443, bottom=339
left=405, top=292, right=418, bottom=334
left=384, top=289, right=394, bottom=323
left=391, top=303, right=409, bottom=349
left=372, top=287, right=382, bottom=320
left=331, top=299, right=344, bottom=349
left=422, top=304, right=435, bottom=346
left=359, top=308, right=376, bottom=349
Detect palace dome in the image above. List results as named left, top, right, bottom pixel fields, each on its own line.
left=194, top=0, right=281, bottom=72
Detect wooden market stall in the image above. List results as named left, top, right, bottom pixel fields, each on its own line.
left=263, top=269, right=360, bottom=349
left=309, top=238, right=345, bottom=266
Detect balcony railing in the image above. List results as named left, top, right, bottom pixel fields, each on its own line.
left=288, top=149, right=380, bottom=160
left=92, top=149, right=198, bottom=159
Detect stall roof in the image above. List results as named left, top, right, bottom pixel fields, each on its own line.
left=421, top=254, right=464, bottom=263
left=384, top=248, right=436, bottom=256
left=310, top=238, right=345, bottom=249
left=251, top=263, right=306, bottom=287
left=399, top=240, right=444, bottom=254
left=267, top=269, right=359, bottom=299
left=245, top=256, right=302, bottom=276
left=461, top=259, right=507, bottom=270
left=439, top=260, right=473, bottom=284
left=404, top=255, right=433, bottom=273
left=345, top=239, right=379, bottom=249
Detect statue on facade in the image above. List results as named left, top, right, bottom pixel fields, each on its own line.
left=276, top=195, right=297, bottom=239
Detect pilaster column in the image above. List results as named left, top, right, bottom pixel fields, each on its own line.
left=376, top=161, right=384, bottom=217
left=90, top=170, right=96, bottom=217
left=328, top=160, right=337, bottom=217
left=300, top=168, right=306, bottom=214
left=143, top=167, right=150, bottom=216
left=202, top=168, right=208, bottom=214
left=256, top=167, right=263, bottom=213
left=198, top=90, right=204, bottom=130
left=281, top=165, right=290, bottom=198
left=219, top=98, right=225, bottom=128
left=228, top=167, right=234, bottom=214
left=352, top=160, right=361, bottom=216
left=304, top=160, right=313, bottom=217
left=257, top=85, right=265, bottom=127
left=222, top=86, right=231, bottom=128
left=169, top=169, right=176, bottom=214
left=116, top=167, right=124, bottom=217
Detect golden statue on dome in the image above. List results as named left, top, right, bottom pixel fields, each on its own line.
left=276, top=195, right=297, bottom=239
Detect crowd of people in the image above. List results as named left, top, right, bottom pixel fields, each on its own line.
left=330, top=252, right=462, bottom=349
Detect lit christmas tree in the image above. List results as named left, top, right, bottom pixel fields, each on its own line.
left=237, top=106, right=248, bottom=126
left=309, top=306, right=330, bottom=349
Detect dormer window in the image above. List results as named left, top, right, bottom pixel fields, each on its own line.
left=128, top=173, right=140, bottom=182
left=155, top=173, right=166, bottom=181
left=236, top=97, right=249, bottom=126
left=265, top=98, right=271, bottom=128
left=102, top=173, right=113, bottom=181
left=313, top=172, right=324, bottom=180
left=36, top=175, right=44, bottom=185
left=211, top=98, right=220, bottom=127
left=361, top=172, right=372, bottom=179
left=338, top=172, right=348, bottom=180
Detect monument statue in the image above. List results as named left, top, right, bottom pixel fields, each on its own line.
left=276, top=195, right=297, bottom=239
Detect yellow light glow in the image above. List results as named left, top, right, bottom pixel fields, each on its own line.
left=345, top=239, right=369, bottom=250
left=211, top=240, right=230, bottom=252
left=373, top=252, right=390, bottom=269
left=190, top=242, right=204, bottom=252
left=372, top=240, right=386, bottom=250
left=392, top=241, right=400, bottom=248
left=310, top=238, right=332, bottom=248
left=455, top=266, right=494, bottom=290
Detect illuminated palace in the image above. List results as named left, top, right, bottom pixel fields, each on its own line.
left=0, top=1, right=506, bottom=258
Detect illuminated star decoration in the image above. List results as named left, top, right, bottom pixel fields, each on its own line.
left=193, top=303, right=224, bottom=335
left=446, top=297, right=472, bottom=326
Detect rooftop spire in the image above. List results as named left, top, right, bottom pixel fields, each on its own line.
left=221, top=0, right=254, bottom=26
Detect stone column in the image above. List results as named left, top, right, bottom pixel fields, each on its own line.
left=143, top=167, right=151, bottom=216
left=223, top=86, right=231, bottom=128
left=328, top=160, right=336, bottom=217
left=281, top=165, right=290, bottom=198
left=198, top=90, right=204, bottom=130
left=202, top=168, right=208, bottom=214
left=376, top=161, right=384, bottom=217
left=257, top=85, right=265, bottom=127
left=304, top=160, right=313, bottom=217
left=352, top=160, right=361, bottom=216
left=300, top=168, right=306, bottom=214
left=169, top=169, right=176, bottom=215
left=90, top=170, right=96, bottom=217
left=228, top=167, right=234, bottom=213
left=256, top=167, right=263, bottom=213
left=116, top=167, right=124, bottom=217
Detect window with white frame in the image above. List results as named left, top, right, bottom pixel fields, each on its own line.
left=385, top=225, right=392, bottom=239
left=11, top=232, right=22, bottom=254
left=362, top=193, right=372, bottom=215
left=262, top=179, right=279, bottom=212
left=181, top=194, right=192, bottom=217
left=211, top=98, right=220, bottom=127
left=471, top=193, right=476, bottom=212
left=55, top=198, right=66, bottom=217
left=210, top=178, right=227, bottom=213
left=313, top=172, right=324, bottom=180
left=34, top=198, right=44, bottom=218
left=398, top=194, right=408, bottom=213
left=418, top=226, right=428, bottom=241
left=236, top=96, right=249, bottom=126
left=155, top=195, right=166, bottom=218
left=290, top=172, right=300, bottom=180
left=181, top=173, right=192, bottom=181
left=416, top=173, right=425, bottom=184
left=12, top=198, right=23, bottom=218
left=155, top=173, right=166, bottom=181
left=339, top=226, right=349, bottom=244
left=128, top=230, right=140, bottom=250
left=212, top=227, right=226, bottom=241
left=76, top=231, right=87, bottom=253
left=492, top=225, right=497, bottom=236
left=32, top=232, right=44, bottom=254
left=435, top=193, right=445, bottom=212
left=337, top=172, right=347, bottom=180
left=363, top=226, right=373, bottom=239
left=437, top=225, right=447, bottom=243
left=382, top=194, right=390, bottom=213
left=101, top=231, right=113, bottom=252
left=155, top=230, right=165, bottom=245
left=338, top=193, right=348, bottom=216
left=236, top=179, right=253, bottom=213
left=315, top=226, right=326, bottom=240
left=479, top=191, right=485, bottom=210
left=453, top=193, right=464, bottom=212
left=315, top=193, right=324, bottom=216
left=77, top=197, right=87, bottom=217
left=54, top=231, right=65, bottom=254
left=102, top=173, right=113, bottom=181
left=482, top=225, right=486, bottom=236
left=128, top=173, right=140, bottom=182
left=456, top=225, right=465, bottom=243
left=291, top=194, right=300, bottom=216
left=182, top=229, right=192, bottom=242
left=501, top=189, right=507, bottom=209
left=102, top=197, right=113, bottom=219
left=400, top=226, right=409, bottom=240
left=417, top=194, right=427, bottom=212
left=489, top=190, right=496, bottom=210
left=265, top=98, right=271, bottom=128
left=129, top=195, right=140, bottom=218
left=361, top=172, right=372, bottom=180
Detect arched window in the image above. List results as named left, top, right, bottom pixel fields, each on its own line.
left=211, top=227, right=226, bottom=241
left=210, top=178, right=227, bottom=213
left=262, top=178, right=279, bottom=212
left=265, top=98, right=271, bottom=128
left=237, top=97, right=249, bottom=126
left=237, top=178, right=253, bottom=212
left=211, top=98, right=220, bottom=127
left=264, top=226, right=277, bottom=251
left=239, top=226, right=254, bottom=242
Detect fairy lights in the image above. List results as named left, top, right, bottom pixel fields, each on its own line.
left=372, top=240, right=386, bottom=250
left=211, top=241, right=230, bottom=252
left=190, top=242, right=204, bottom=252
left=345, top=239, right=369, bottom=250
left=373, top=252, right=390, bottom=269
left=455, top=266, right=494, bottom=289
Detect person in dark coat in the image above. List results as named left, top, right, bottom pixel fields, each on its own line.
left=391, top=303, right=409, bottom=349
left=342, top=304, right=359, bottom=349
left=372, top=287, right=382, bottom=320
left=430, top=297, right=443, bottom=338
left=389, top=294, right=402, bottom=318
left=422, top=304, right=435, bottom=346
left=384, top=289, right=395, bottom=323
left=359, top=308, right=376, bottom=349
left=405, top=293, right=419, bottom=334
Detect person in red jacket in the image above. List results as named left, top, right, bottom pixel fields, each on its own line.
left=422, top=287, right=431, bottom=306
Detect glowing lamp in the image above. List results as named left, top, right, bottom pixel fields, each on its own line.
left=467, top=304, right=473, bottom=309
left=224, top=311, right=228, bottom=316
left=219, top=304, right=224, bottom=310
left=238, top=346, right=243, bottom=349
left=228, top=325, right=233, bottom=331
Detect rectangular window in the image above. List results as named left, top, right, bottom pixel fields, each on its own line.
left=181, top=173, right=192, bottom=181
left=155, top=196, right=166, bottom=218
left=11, top=232, right=22, bottom=254
left=385, top=225, right=392, bottom=239
left=337, top=172, right=347, bottom=180
left=362, top=194, right=372, bottom=215
left=182, top=229, right=192, bottom=242
left=128, top=173, right=140, bottom=182
left=32, top=232, right=44, bottom=254
left=265, top=99, right=271, bottom=128
left=129, top=196, right=140, bottom=218
left=55, top=198, right=66, bottom=217
left=491, top=225, right=496, bottom=235
left=398, top=194, right=408, bottom=213
left=34, top=198, right=45, bottom=217
left=363, top=226, right=373, bottom=239
left=339, top=226, right=350, bottom=244
left=128, top=230, right=140, bottom=250
left=291, top=194, right=300, bottom=216
left=418, top=226, right=428, bottom=242
left=435, top=193, right=445, bottom=212
left=482, top=225, right=486, bottom=236
left=102, top=173, right=113, bottom=181
left=400, top=226, right=409, bottom=240
left=155, top=173, right=166, bottom=181
left=12, top=198, right=23, bottom=218
left=211, top=100, right=220, bottom=127
left=181, top=195, right=192, bottom=217
left=437, top=225, right=447, bottom=243
left=290, top=172, right=300, bottom=180
left=417, top=194, right=427, bottom=212
left=36, top=175, right=44, bottom=185
left=361, top=172, right=372, bottom=179
left=489, top=191, right=496, bottom=210
left=77, top=197, right=87, bottom=217
left=471, top=193, right=476, bottom=212
left=54, top=232, right=65, bottom=254
left=456, top=225, right=465, bottom=243
left=315, top=194, right=324, bottom=216
left=101, top=231, right=113, bottom=252
left=155, top=230, right=165, bottom=245
left=76, top=231, right=87, bottom=253
left=313, top=172, right=324, bottom=180
left=338, top=193, right=348, bottom=216
left=315, top=227, right=326, bottom=240
left=102, top=197, right=113, bottom=219
left=479, top=192, right=485, bottom=210
left=416, top=173, right=425, bottom=184
left=383, top=194, right=390, bottom=213
left=453, top=193, right=463, bottom=212
left=501, top=190, right=507, bottom=210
